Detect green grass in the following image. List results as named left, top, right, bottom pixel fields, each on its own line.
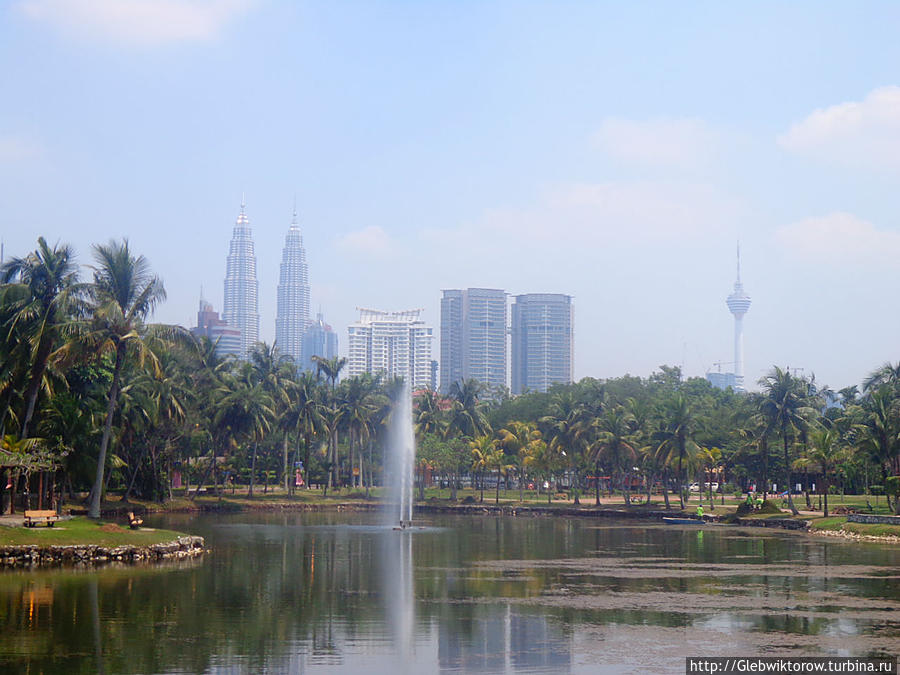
left=809, top=517, right=846, bottom=531
left=807, top=516, right=900, bottom=538
left=0, top=517, right=189, bottom=547
left=843, top=522, right=900, bottom=537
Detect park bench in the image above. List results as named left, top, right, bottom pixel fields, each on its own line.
left=127, top=512, right=144, bottom=529
left=23, top=510, right=59, bottom=527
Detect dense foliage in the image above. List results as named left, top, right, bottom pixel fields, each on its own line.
left=2, top=237, right=899, bottom=517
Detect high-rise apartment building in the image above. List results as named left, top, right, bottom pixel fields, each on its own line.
left=222, top=200, right=259, bottom=359
left=275, top=208, right=311, bottom=363
left=347, top=308, right=433, bottom=389
left=511, top=294, right=574, bottom=394
left=440, top=288, right=508, bottom=393
left=191, top=298, right=241, bottom=359
left=301, top=312, right=339, bottom=370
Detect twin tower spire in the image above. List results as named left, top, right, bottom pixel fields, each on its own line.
left=222, top=199, right=310, bottom=360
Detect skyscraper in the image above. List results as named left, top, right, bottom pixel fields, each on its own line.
left=440, top=288, right=508, bottom=393
left=222, top=199, right=259, bottom=359
left=347, top=308, right=433, bottom=389
left=726, top=244, right=751, bottom=391
left=191, top=297, right=241, bottom=359
left=275, top=207, right=311, bottom=363
left=511, top=294, right=574, bottom=394
left=301, top=312, right=339, bottom=370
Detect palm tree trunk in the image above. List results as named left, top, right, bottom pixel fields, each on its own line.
left=18, top=335, right=54, bottom=441
left=662, top=467, right=671, bottom=510
left=783, top=436, right=799, bottom=515
left=283, top=435, right=290, bottom=493
left=249, top=442, right=258, bottom=498
left=677, top=443, right=685, bottom=510
left=89, top=342, right=126, bottom=518
left=123, top=443, right=152, bottom=502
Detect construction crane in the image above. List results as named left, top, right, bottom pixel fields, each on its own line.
left=707, top=361, right=735, bottom=375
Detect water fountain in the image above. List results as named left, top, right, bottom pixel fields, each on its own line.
left=385, top=379, right=415, bottom=529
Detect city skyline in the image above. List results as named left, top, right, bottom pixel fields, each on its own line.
left=4, top=2, right=900, bottom=390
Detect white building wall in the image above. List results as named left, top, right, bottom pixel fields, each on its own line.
left=347, top=309, right=433, bottom=389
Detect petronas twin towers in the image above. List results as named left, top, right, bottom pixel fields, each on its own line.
left=222, top=199, right=311, bottom=361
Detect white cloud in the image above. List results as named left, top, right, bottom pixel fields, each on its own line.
left=426, top=179, right=738, bottom=251
left=591, top=117, right=720, bottom=169
left=775, top=212, right=900, bottom=263
left=336, top=225, right=395, bottom=258
left=778, top=86, right=900, bottom=169
left=0, top=135, right=42, bottom=162
left=18, top=0, right=256, bottom=46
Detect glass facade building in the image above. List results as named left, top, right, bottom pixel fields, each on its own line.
left=440, top=288, right=508, bottom=393
left=222, top=201, right=259, bottom=359
left=510, top=294, right=573, bottom=394
left=275, top=210, right=311, bottom=364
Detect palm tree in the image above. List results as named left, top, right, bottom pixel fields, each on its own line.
left=541, top=391, right=587, bottom=504
left=758, top=367, right=817, bottom=516
left=804, top=427, right=843, bottom=517
left=215, top=378, right=275, bottom=498
left=854, top=388, right=899, bottom=512
left=340, top=374, right=379, bottom=489
left=653, top=393, right=700, bottom=510
left=592, top=406, right=637, bottom=505
left=312, top=355, right=347, bottom=489
left=282, top=371, right=323, bottom=493
left=447, top=379, right=490, bottom=439
left=248, top=342, right=293, bottom=491
left=497, top=421, right=542, bottom=502
left=470, top=434, right=494, bottom=502
left=523, top=439, right=563, bottom=504
left=83, top=240, right=168, bottom=518
left=0, top=237, right=80, bottom=440
left=697, top=446, right=722, bottom=511
left=863, top=362, right=900, bottom=393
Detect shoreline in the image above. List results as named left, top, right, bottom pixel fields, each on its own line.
left=0, top=535, right=206, bottom=568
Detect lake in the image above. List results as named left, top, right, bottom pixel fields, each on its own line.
left=1, top=511, right=899, bottom=673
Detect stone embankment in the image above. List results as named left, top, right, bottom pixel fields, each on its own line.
left=0, top=535, right=206, bottom=568
left=848, top=513, right=900, bottom=525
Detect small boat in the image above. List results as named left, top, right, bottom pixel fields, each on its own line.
left=662, top=517, right=702, bottom=525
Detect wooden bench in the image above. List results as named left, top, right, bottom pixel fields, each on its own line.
left=23, top=510, right=59, bottom=527
left=127, top=512, right=143, bottom=529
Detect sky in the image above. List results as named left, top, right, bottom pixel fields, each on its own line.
left=2, top=0, right=900, bottom=391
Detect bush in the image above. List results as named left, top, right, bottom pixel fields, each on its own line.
left=869, top=485, right=883, bottom=496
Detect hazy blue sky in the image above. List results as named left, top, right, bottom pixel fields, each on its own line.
left=3, top=1, right=900, bottom=390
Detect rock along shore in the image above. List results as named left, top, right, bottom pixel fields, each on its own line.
left=0, top=535, right=206, bottom=568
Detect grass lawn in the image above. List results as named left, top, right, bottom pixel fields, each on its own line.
left=0, top=517, right=190, bottom=548
left=808, top=516, right=900, bottom=538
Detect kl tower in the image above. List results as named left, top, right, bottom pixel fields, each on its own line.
left=726, top=243, right=751, bottom=391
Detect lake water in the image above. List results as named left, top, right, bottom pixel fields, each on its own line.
left=1, top=511, right=899, bottom=674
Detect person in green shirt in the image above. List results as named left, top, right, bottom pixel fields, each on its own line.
left=696, top=505, right=704, bottom=519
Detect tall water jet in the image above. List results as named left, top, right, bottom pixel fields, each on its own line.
left=385, top=379, right=415, bottom=527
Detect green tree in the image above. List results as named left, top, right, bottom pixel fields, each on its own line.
left=653, top=393, right=700, bottom=510
left=83, top=240, right=169, bottom=518
left=758, top=367, right=818, bottom=515
left=0, top=237, right=80, bottom=440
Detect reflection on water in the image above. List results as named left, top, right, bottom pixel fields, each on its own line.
left=0, top=513, right=898, bottom=674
